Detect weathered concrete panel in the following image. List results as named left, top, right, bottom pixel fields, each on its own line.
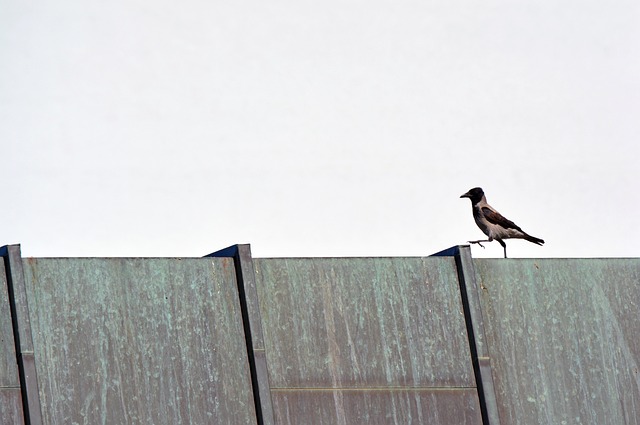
left=271, top=389, right=482, bottom=425
left=0, top=389, right=24, bottom=425
left=254, top=257, right=475, bottom=388
left=475, top=259, right=640, bottom=425
left=23, top=258, right=257, bottom=425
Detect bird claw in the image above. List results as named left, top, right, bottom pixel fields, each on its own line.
left=468, top=240, right=486, bottom=249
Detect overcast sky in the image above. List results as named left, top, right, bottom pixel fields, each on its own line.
left=1, top=0, right=639, bottom=259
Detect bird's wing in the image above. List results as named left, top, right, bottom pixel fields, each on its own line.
left=481, top=207, right=523, bottom=231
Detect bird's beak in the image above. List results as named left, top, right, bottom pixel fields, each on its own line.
left=460, top=192, right=470, bottom=198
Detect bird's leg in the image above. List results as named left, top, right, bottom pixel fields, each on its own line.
left=468, top=239, right=491, bottom=249
left=497, top=240, right=507, bottom=258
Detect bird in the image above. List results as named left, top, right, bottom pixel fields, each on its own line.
left=460, top=187, right=544, bottom=258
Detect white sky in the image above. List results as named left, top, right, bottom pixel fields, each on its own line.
left=1, top=0, right=639, bottom=259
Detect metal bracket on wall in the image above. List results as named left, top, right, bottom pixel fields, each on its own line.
left=1, top=245, right=43, bottom=425
left=431, top=245, right=501, bottom=425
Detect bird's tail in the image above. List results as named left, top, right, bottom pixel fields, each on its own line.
left=524, top=234, right=544, bottom=246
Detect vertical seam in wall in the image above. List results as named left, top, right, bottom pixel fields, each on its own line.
left=208, top=245, right=275, bottom=425
left=3, top=246, right=43, bottom=425
left=453, top=246, right=501, bottom=425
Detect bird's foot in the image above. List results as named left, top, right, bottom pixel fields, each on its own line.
left=468, top=240, right=486, bottom=249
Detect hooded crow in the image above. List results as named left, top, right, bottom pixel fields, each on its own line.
left=460, top=187, right=544, bottom=258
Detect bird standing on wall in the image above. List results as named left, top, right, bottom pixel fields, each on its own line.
left=460, top=187, right=544, bottom=258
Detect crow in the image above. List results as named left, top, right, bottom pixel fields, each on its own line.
left=460, top=187, right=544, bottom=258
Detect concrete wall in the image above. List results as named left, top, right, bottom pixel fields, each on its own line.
left=2, top=244, right=639, bottom=424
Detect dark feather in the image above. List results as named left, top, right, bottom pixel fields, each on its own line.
left=524, top=234, right=545, bottom=245
left=482, top=207, right=522, bottom=231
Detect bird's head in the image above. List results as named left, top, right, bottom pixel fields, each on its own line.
left=460, top=187, right=485, bottom=204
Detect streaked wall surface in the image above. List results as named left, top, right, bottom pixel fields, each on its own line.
left=2, top=244, right=639, bottom=424
left=254, top=257, right=483, bottom=424
left=474, top=259, right=640, bottom=425
left=22, top=257, right=257, bottom=425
